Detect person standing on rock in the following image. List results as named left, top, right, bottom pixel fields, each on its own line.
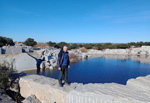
left=57, top=46, right=70, bottom=87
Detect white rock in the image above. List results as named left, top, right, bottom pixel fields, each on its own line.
left=0, top=53, right=37, bottom=72
left=49, top=66, right=54, bottom=69
left=19, top=74, right=150, bottom=103
left=40, top=61, right=45, bottom=69
left=22, top=95, right=42, bottom=103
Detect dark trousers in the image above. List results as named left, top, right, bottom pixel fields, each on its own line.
left=58, top=66, right=68, bottom=84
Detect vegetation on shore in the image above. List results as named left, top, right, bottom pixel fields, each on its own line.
left=0, top=63, right=11, bottom=89
left=1, top=36, right=150, bottom=50
left=23, top=38, right=37, bottom=46
left=47, top=41, right=150, bottom=50
left=0, top=36, right=14, bottom=47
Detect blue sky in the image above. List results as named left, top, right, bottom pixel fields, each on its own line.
left=0, top=0, right=150, bottom=43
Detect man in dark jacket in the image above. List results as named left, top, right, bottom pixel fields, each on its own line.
left=57, top=46, right=70, bottom=87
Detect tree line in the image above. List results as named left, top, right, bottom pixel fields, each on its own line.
left=0, top=36, right=14, bottom=47
left=0, top=36, right=37, bottom=47
left=47, top=41, right=150, bottom=50
left=1, top=36, right=150, bottom=50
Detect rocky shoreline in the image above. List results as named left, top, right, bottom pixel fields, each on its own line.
left=1, top=46, right=150, bottom=72
left=1, top=46, right=150, bottom=103
left=87, top=46, right=150, bottom=55
left=0, top=89, right=16, bottom=103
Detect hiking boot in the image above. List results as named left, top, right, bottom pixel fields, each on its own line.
left=59, top=83, right=63, bottom=87
left=65, top=82, right=69, bottom=86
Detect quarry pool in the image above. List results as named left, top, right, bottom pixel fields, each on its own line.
left=24, top=57, right=150, bottom=85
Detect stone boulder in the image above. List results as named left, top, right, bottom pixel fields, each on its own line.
left=19, top=74, right=150, bottom=103
left=87, top=46, right=150, bottom=56
left=22, top=95, right=42, bottom=103
left=19, top=75, right=79, bottom=103
left=15, top=53, right=37, bottom=71
left=0, top=89, right=16, bottom=103
left=0, top=53, right=37, bottom=72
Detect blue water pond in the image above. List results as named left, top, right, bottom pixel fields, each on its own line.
left=25, top=57, right=150, bottom=85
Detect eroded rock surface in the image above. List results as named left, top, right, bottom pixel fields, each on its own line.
left=0, top=53, right=37, bottom=71
left=19, top=74, right=150, bottom=103
left=0, top=89, right=16, bottom=103
left=22, top=95, right=42, bottom=103
left=87, top=46, right=150, bottom=56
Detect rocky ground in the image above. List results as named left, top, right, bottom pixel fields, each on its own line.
left=0, top=72, right=26, bottom=103
left=19, top=74, right=150, bottom=103
left=0, top=89, right=16, bottom=103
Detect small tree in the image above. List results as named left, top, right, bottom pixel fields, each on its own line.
left=0, top=36, right=14, bottom=47
left=47, top=41, right=57, bottom=47
left=0, top=63, right=11, bottom=89
left=57, top=42, right=68, bottom=48
left=83, top=44, right=93, bottom=49
left=24, top=38, right=37, bottom=46
left=68, top=44, right=79, bottom=50
left=5, top=37, right=14, bottom=46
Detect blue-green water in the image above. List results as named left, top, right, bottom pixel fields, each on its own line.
left=25, top=57, right=150, bottom=85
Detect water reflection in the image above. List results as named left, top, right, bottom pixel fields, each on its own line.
left=23, top=55, right=150, bottom=85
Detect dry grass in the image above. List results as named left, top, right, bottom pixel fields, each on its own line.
left=34, top=43, right=49, bottom=48
left=69, top=53, right=78, bottom=59
left=92, top=46, right=99, bottom=50
left=69, top=53, right=79, bottom=63
left=80, top=48, right=87, bottom=53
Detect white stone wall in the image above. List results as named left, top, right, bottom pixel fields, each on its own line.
left=87, top=46, right=150, bottom=56
left=0, top=53, right=37, bottom=71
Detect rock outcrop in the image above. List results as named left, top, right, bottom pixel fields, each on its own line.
left=87, top=46, right=150, bottom=56
left=22, top=95, right=42, bottom=103
left=19, top=74, right=150, bottom=103
left=19, top=75, right=80, bottom=103
left=0, top=53, right=37, bottom=71
left=0, top=89, right=16, bottom=103
left=33, top=48, right=59, bottom=69
left=69, top=49, right=89, bottom=59
left=90, top=54, right=150, bottom=64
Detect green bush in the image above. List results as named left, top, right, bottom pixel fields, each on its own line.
left=116, top=44, right=129, bottom=49
left=0, top=64, right=11, bottom=89
left=83, top=44, right=93, bottom=49
left=24, top=38, right=37, bottom=46
left=47, top=41, right=57, bottom=47
left=0, top=36, right=14, bottom=47
left=46, top=40, right=150, bottom=50
left=57, top=42, right=68, bottom=48
left=68, top=44, right=79, bottom=50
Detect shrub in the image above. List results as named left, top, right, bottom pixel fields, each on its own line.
left=69, top=53, right=79, bottom=63
left=116, top=44, right=129, bottom=49
left=69, top=53, right=78, bottom=59
left=47, top=41, right=57, bottom=47
left=57, top=42, right=68, bottom=48
left=83, top=44, right=93, bottom=49
left=0, top=64, right=11, bottom=89
left=0, top=36, right=14, bottom=47
left=79, top=44, right=83, bottom=47
left=24, top=38, right=37, bottom=46
left=68, top=44, right=79, bottom=50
